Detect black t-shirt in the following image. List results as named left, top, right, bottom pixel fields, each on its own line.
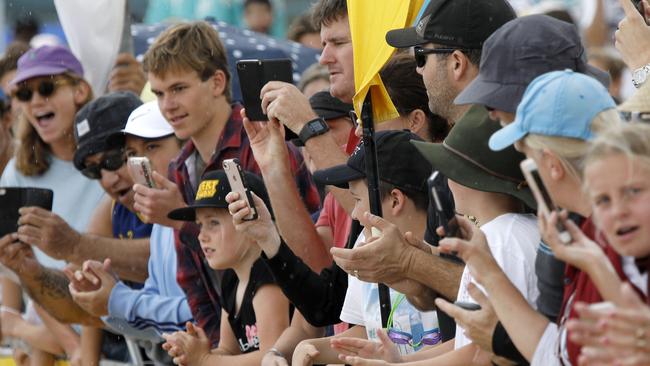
left=221, top=257, right=276, bottom=354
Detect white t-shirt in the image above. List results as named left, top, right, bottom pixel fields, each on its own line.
left=0, top=156, right=105, bottom=271
left=454, top=213, right=540, bottom=350
left=340, top=233, right=441, bottom=356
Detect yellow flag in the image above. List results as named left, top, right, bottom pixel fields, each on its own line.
left=348, top=0, right=424, bottom=124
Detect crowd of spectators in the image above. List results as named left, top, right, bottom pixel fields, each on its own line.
left=0, top=0, right=650, bottom=365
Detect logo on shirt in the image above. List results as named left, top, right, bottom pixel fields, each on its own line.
left=196, top=179, right=219, bottom=200
left=239, top=324, right=259, bottom=352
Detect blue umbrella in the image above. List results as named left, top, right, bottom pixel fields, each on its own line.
left=132, top=20, right=322, bottom=102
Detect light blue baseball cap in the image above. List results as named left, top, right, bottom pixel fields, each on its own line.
left=488, top=69, right=616, bottom=151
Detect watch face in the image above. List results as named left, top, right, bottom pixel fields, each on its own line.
left=634, top=67, right=648, bottom=83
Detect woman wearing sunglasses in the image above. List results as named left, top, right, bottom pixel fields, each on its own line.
left=0, top=45, right=104, bottom=366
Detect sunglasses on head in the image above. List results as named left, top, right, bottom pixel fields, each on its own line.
left=13, top=77, right=75, bottom=103
left=81, top=149, right=126, bottom=180
left=619, top=110, right=650, bottom=124
left=413, top=46, right=459, bottom=68
left=386, top=294, right=441, bottom=348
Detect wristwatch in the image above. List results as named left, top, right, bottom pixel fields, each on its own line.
left=632, top=63, right=650, bottom=88
left=298, top=117, right=329, bottom=144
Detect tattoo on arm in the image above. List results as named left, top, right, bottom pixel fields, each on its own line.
left=34, top=268, right=71, bottom=300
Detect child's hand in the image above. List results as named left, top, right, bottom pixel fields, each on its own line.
left=331, top=329, right=401, bottom=363
left=162, top=322, right=210, bottom=366
left=291, top=340, right=320, bottom=366
left=226, top=191, right=281, bottom=256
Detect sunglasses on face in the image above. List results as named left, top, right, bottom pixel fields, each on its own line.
left=619, top=111, right=650, bottom=124
left=413, top=46, right=458, bottom=68
left=13, top=78, right=74, bottom=102
left=81, top=149, right=126, bottom=180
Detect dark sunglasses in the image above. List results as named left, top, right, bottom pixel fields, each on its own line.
left=413, top=46, right=458, bottom=68
left=81, top=149, right=126, bottom=179
left=13, top=78, right=74, bottom=102
left=619, top=111, right=650, bottom=124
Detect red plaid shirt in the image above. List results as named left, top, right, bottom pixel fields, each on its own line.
left=169, top=104, right=319, bottom=347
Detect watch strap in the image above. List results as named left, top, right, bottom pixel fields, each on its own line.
left=299, top=117, right=329, bottom=144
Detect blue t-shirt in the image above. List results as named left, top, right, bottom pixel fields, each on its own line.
left=111, top=201, right=153, bottom=240
left=0, top=156, right=104, bottom=270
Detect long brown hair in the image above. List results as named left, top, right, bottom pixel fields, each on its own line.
left=15, top=74, right=92, bottom=176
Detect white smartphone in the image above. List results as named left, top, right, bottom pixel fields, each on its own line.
left=222, top=158, right=258, bottom=221
left=520, top=158, right=572, bottom=244
left=127, top=157, right=156, bottom=189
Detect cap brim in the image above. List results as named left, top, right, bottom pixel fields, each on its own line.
left=487, top=121, right=528, bottom=151
left=586, top=64, right=610, bottom=88
left=73, top=131, right=118, bottom=170
left=385, top=27, right=427, bottom=48
left=454, top=75, right=527, bottom=114
left=411, top=140, right=536, bottom=210
left=312, top=164, right=365, bottom=189
left=12, top=66, right=77, bottom=85
left=168, top=203, right=227, bottom=222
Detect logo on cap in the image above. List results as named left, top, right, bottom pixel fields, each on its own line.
left=76, top=119, right=90, bottom=137
left=196, top=179, right=219, bottom=200
left=415, top=14, right=430, bottom=37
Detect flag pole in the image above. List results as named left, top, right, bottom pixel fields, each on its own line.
left=360, top=93, right=392, bottom=328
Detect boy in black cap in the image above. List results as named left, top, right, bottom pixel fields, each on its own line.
left=163, top=170, right=291, bottom=365
left=230, top=130, right=444, bottom=364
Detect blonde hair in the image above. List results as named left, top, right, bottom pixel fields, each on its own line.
left=517, top=109, right=621, bottom=179
left=585, top=123, right=650, bottom=171
left=142, top=21, right=232, bottom=102
left=15, top=74, right=92, bottom=176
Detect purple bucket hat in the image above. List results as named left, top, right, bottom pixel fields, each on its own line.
left=12, top=45, right=84, bottom=85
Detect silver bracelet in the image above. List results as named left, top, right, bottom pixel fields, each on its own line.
left=266, top=347, right=286, bottom=360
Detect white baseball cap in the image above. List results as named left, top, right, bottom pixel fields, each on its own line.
left=108, top=101, right=174, bottom=147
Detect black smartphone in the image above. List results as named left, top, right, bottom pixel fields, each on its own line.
left=520, top=159, right=572, bottom=244
left=428, top=171, right=463, bottom=264
left=236, top=59, right=293, bottom=121
left=222, top=158, right=258, bottom=221
left=0, top=187, right=54, bottom=236
left=454, top=301, right=481, bottom=311
left=429, top=171, right=459, bottom=238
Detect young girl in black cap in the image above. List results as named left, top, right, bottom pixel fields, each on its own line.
left=163, top=170, right=290, bottom=365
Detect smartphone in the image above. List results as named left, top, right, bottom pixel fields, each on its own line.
left=429, top=171, right=459, bottom=238
left=428, top=171, right=463, bottom=264
left=127, top=157, right=156, bottom=189
left=520, top=159, right=571, bottom=244
left=0, top=187, right=53, bottom=236
left=454, top=301, right=482, bottom=311
left=222, top=158, right=258, bottom=221
left=236, top=59, right=293, bottom=121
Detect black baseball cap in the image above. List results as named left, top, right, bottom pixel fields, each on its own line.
left=385, top=0, right=516, bottom=49
left=312, top=130, right=432, bottom=194
left=167, top=170, right=270, bottom=222
left=310, top=91, right=353, bottom=121
left=73, top=91, right=142, bottom=171
left=454, top=15, right=611, bottom=113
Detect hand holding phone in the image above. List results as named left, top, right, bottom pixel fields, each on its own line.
left=520, top=159, right=571, bottom=244
left=127, top=157, right=156, bottom=189
left=223, top=159, right=258, bottom=221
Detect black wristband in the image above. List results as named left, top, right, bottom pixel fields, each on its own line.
left=298, top=117, right=329, bottom=144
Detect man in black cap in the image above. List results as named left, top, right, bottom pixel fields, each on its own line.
left=7, top=92, right=151, bottom=325
left=385, top=0, right=516, bottom=124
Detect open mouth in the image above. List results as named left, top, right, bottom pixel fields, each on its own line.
left=117, top=188, right=131, bottom=199
left=169, top=114, right=188, bottom=124
left=35, top=112, right=55, bottom=126
left=616, top=226, right=639, bottom=237
left=202, top=247, right=216, bottom=257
